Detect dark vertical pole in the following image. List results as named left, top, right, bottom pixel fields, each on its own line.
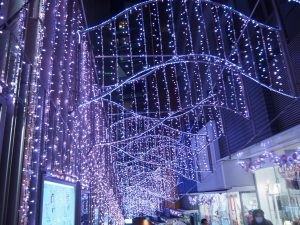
left=0, top=97, right=8, bottom=165
left=6, top=63, right=31, bottom=225
left=0, top=96, right=15, bottom=225
left=35, top=169, right=45, bottom=225
left=76, top=182, right=81, bottom=225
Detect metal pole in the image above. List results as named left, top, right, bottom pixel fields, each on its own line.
left=6, top=63, right=31, bottom=225
left=0, top=97, right=15, bottom=225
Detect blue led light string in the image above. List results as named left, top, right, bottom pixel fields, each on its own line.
left=245, top=29, right=259, bottom=87
left=108, top=114, right=208, bottom=138
left=80, top=0, right=278, bottom=34
left=76, top=0, right=300, bottom=217
left=110, top=140, right=210, bottom=170
left=148, top=3, right=161, bottom=121
left=276, top=30, right=290, bottom=91
left=100, top=27, right=105, bottom=87
left=95, top=96, right=216, bottom=145
left=260, top=27, right=273, bottom=87
left=79, top=56, right=247, bottom=106
left=168, top=1, right=182, bottom=110
left=288, top=0, right=300, bottom=4
left=156, top=1, right=171, bottom=114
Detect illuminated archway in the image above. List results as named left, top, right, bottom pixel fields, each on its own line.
left=78, top=0, right=298, bottom=217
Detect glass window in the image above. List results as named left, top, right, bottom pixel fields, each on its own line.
left=255, top=165, right=300, bottom=225
left=198, top=193, right=243, bottom=225
left=240, top=192, right=259, bottom=225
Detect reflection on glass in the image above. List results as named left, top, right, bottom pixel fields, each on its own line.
left=41, top=180, right=76, bottom=225
left=255, top=165, right=300, bottom=225
left=240, top=192, right=258, bottom=225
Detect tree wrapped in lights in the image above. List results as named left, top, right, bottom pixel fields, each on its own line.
left=79, top=0, right=298, bottom=217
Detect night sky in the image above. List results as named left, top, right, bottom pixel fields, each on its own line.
left=83, top=0, right=146, bottom=27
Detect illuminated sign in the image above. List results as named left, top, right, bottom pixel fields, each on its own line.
left=40, top=179, right=76, bottom=225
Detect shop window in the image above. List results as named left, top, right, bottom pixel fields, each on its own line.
left=199, top=193, right=242, bottom=225
left=196, top=191, right=259, bottom=225
left=240, top=192, right=259, bottom=225
left=255, top=166, right=300, bottom=225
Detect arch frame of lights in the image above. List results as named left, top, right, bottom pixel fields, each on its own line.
left=77, top=0, right=299, bottom=218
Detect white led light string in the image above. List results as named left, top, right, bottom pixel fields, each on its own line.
left=77, top=0, right=300, bottom=218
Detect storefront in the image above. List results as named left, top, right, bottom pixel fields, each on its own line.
left=191, top=191, right=258, bottom=225
left=254, top=164, right=300, bottom=225
left=180, top=131, right=258, bottom=225
left=180, top=125, right=300, bottom=225
left=235, top=124, right=300, bottom=225
left=164, top=209, right=200, bottom=225
left=191, top=163, right=300, bottom=225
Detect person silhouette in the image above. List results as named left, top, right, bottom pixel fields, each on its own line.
left=45, top=193, right=55, bottom=225
left=250, top=209, right=273, bottom=225
left=64, top=192, right=72, bottom=225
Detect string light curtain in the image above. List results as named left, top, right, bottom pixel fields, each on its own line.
left=15, top=0, right=123, bottom=224
left=79, top=0, right=298, bottom=218
left=0, top=0, right=27, bottom=94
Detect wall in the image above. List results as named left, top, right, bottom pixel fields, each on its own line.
left=196, top=160, right=255, bottom=193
